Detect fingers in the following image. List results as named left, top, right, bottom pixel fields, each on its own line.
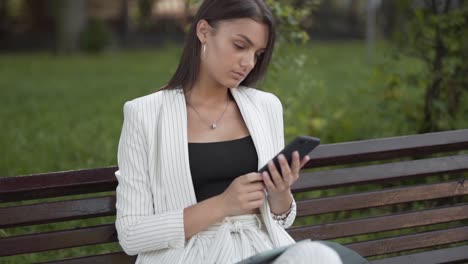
left=264, top=151, right=307, bottom=193
left=291, top=151, right=301, bottom=175
left=245, top=190, right=265, bottom=202
left=247, top=199, right=265, bottom=209
left=245, top=181, right=265, bottom=192
left=278, top=153, right=294, bottom=185
left=242, top=172, right=263, bottom=184
left=300, top=155, right=311, bottom=168
left=267, top=159, right=285, bottom=189
left=262, top=171, right=276, bottom=190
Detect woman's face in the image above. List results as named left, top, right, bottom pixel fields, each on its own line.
left=197, top=18, right=269, bottom=88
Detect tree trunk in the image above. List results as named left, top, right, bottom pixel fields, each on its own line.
left=379, top=0, right=397, bottom=38
left=419, top=1, right=447, bottom=133
left=55, top=0, right=87, bottom=54
left=0, top=0, right=7, bottom=35
left=366, top=0, right=378, bottom=61
left=119, top=0, right=129, bottom=46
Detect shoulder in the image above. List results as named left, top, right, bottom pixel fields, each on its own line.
left=237, top=86, right=282, bottom=110
left=122, top=88, right=177, bottom=116
left=124, top=89, right=164, bottom=111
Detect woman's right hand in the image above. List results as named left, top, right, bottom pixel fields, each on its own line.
left=218, top=172, right=265, bottom=217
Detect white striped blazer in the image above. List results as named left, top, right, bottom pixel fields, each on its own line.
left=115, top=86, right=297, bottom=257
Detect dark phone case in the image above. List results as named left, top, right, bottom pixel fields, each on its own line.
left=258, top=135, right=320, bottom=176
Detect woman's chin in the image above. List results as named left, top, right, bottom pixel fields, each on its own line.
left=224, top=80, right=242, bottom=89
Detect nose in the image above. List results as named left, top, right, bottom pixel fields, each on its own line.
left=240, top=52, right=256, bottom=70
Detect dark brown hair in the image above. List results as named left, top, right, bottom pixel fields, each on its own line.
left=161, top=0, right=276, bottom=92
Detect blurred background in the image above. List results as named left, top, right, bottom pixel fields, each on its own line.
left=1, top=1, right=468, bottom=263
left=0, top=0, right=467, bottom=176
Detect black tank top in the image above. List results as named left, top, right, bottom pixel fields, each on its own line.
left=188, top=135, right=258, bottom=202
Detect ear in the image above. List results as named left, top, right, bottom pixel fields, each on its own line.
left=196, top=19, right=212, bottom=44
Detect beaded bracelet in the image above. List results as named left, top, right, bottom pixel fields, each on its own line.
left=271, top=201, right=295, bottom=225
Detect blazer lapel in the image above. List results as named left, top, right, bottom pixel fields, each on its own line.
left=231, top=87, right=295, bottom=247
left=230, top=87, right=273, bottom=170
left=159, top=89, right=197, bottom=209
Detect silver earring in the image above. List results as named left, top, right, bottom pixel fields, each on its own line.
left=202, top=44, right=206, bottom=57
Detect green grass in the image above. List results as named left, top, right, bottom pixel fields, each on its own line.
left=0, top=47, right=182, bottom=176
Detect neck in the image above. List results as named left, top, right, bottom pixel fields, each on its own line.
left=187, top=71, right=231, bottom=108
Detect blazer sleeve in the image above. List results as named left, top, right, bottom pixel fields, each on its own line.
left=264, top=93, right=297, bottom=229
left=115, top=101, right=185, bottom=256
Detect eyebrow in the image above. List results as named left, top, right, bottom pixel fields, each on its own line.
left=236, top=34, right=266, bottom=51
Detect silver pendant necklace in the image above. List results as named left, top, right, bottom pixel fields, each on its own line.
left=187, top=93, right=231, bottom=130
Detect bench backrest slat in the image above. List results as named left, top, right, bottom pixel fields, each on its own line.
left=296, top=180, right=467, bottom=216
left=0, top=196, right=115, bottom=228
left=347, top=226, right=468, bottom=257
left=290, top=204, right=468, bottom=240
left=44, top=252, right=137, bottom=264
left=293, top=154, right=468, bottom=192
left=0, top=224, right=116, bottom=257
left=307, top=129, right=468, bottom=167
left=0, top=167, right=117, bottom=203
left=369, top=245, right=468, bottom=264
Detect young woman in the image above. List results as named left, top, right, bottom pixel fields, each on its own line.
left=115, top=0, right=348, bottom=263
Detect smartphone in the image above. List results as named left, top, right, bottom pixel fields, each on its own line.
left=258, top=135, right=320, bottom=177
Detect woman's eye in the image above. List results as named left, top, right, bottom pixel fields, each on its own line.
left=234, top=44, right=245, bottom=50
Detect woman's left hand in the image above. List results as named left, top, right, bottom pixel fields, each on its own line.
left=262, top=151, right=310, bottom=197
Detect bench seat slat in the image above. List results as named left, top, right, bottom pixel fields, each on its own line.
left=0, top=167, right=117, bottom=203
left=369, top=244, right=468, bottom=264
left=0, top=224, right=116, bottom=257
left=347, top=226, right=468, bottom=257
left=41, top=252, right=136, bottom=264
left=306, top=129, right=468, bottom=167
left=296, top=181, right=468, bottom=216
left=0, top=196, right=116, bottom=228
left=289, top=204, right=468, bottom=241
left=293, top=154, right=468, bottom=192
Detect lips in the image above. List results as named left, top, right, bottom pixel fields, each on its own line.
left=232, top=71, right=246, bottom=80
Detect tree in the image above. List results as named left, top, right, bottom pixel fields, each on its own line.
left=378, top=0, right=468, bottom=133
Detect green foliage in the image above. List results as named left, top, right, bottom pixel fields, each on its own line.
left=376, top=0, right=468, bottom=133
left=79, top=19, right=112, bottom=53
left=263, top=0, right=324, bottom=142
left=265, top=0, right=319, bottom=45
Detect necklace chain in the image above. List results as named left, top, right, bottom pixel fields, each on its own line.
left=187, top=94, right=230, bottom=129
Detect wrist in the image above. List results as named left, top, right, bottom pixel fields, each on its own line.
left=268, top=190, right=293, bottom=215
left=212, top=194, right=229, bottom=219
left=269, top=189, right=292, bottom=202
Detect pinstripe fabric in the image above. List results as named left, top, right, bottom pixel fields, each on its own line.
left=115, top=86, right=296, bottom=263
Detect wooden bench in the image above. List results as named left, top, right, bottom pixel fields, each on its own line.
left=1, top=129, right=467, bottom=263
